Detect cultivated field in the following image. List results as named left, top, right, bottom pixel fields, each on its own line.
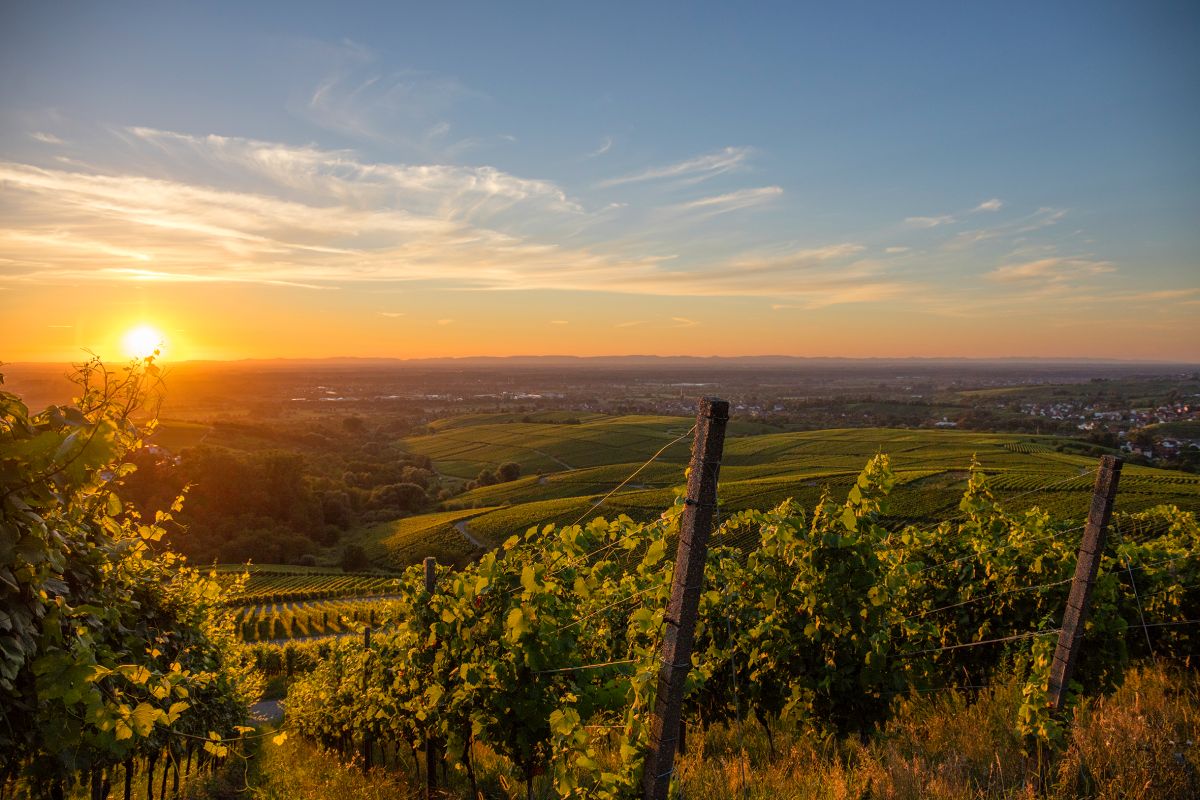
left=356, top=417, right=1200, bottom=569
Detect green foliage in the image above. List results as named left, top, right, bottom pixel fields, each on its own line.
left=0, top=358, right=255, bottom=794
left=285, top=512, right=680, bottom=797
left=340, top=543, right=371, bottom=572
left=282, top=452, right=1198, bottom=793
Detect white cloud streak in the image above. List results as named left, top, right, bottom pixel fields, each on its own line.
left=5, top=127, right=1136, bottom=317
left=905, top=214, right=956, bottom=228
left=986, top=257, right=1114, bottom=284
left=0, top=130, right=890, bottom=303
left=674, top=186, right=782, bottom=214
left=588, top=136, right=613, bottom=158
left=597, top=146, right=751, bottom=188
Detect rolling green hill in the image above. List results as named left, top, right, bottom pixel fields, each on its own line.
left=340, top=417, right=1200, bottom=571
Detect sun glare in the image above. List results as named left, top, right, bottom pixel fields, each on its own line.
left=122, top=324, right=166, bottom=359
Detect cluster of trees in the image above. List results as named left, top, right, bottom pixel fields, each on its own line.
left=465, top=460, right=521, bottom=491
left=120, top=416, right=450, bottom=565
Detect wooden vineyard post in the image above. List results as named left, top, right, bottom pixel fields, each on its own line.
left=1047, top=455, right=1122, bottom=711
left=424, top=556, right=439, bottom=798
left=643, top=397, right=729, bottom=800
left=362, top=605, right=373, bottom=770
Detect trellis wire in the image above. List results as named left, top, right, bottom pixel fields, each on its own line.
left=899, top=628, right=1061, bottom=658
left=1123, top=556, right=1157, bottom=657
left=900, top=576, right=1075, bottom=622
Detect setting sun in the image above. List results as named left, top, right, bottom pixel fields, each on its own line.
left=122, top=324, right=165, bottom=359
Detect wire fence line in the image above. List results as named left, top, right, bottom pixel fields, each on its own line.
left=879, top=466, right=1101, bottom=542
left=898, top=628, right=1063, bottom=659
left=1121, top=553, right=1195, bottom=575
left=910, top=525, right=1086, bottom=576
left=899, top=577, right=1075, bottom=622
left=505, top=426, right=699, bottom=594
left=1102, top=618, right=1200, bottom=633
left=552, top=584, right=662, bottom=634
left=565, top=425, right=697, bottom=531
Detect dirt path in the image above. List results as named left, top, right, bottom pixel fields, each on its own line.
left=454, top=518, right=486, bottom=550
left=531, top=448, right=574, bottom=471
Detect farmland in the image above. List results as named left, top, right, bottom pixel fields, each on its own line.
left=231, top=596, right=402, bottom=642
left=216, top=569, right=401, bottom=604
left=335, top=417, right=1200, bottom=570
left=8, top=361, right=1199, bottom=798
left=206, top=414, right=1200, bottom=651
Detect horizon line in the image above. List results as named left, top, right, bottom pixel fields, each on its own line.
left=6, top=354, right=1200, bottom=367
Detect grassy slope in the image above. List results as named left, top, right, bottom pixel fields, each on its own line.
left=415, top=425, right=1200, bottom=562
left=401, top=414, right=776, bottom=479
left=324, top=417, right=1200, bottom=571
left=345, top=507, right=501, bottom=569
left=236, top=663, right=1197, bottom=800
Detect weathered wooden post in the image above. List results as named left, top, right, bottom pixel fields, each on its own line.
left=643, top=397, right=729, bottom=800
left=424, top=556, right=439, bottom=797
left=362, top=607, right=373, bottom=770
left=1047, top=455, right=1122, bottom=710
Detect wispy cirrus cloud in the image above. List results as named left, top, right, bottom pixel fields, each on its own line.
left=293, top=39, right=509, bottom=159
left=905, top=214, right=956, bottom=228
left=597, top=146, right=751, bottom=188
left=674, top=186, right=782, bottom=215
left=30, top=132, right=65, bottom=145
left=986, top=257, right=1114, bottom=284
left=946, top=207, right=1067, bottom=250
left=0, top=129, right=893, bottom=304
left=588, top=136, right=613, bottom=158
left=904, top=198, right=1004, bottom=229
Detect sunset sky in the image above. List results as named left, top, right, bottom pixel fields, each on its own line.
left=2, top=2, right=1198, bottom=362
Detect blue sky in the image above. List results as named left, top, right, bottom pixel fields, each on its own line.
left=1, top=1, right=1198, bottom=360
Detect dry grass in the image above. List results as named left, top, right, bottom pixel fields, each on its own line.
left=204, top=662, right=1198, bottom=799
left=1054, top=665, right=1199, bottom=800
left=674, top=664, right=1198, bottom=800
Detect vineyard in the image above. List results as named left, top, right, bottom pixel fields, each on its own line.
left=217, top=571, right=401, bottom=605
left=6, top=368, right=1198, bottom=800
left=233, top=597, right=404, bottom=642
left=353, top=420, right=1200, bottom=572
left=280, top=448, right=1198, bottom=797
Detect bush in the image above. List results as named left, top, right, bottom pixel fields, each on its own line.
left=341, top=544, right=371, bottom=571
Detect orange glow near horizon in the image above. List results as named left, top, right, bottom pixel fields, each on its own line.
left=1, top=278, right=1198, bottom=364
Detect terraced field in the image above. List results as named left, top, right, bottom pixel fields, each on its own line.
left=363, top=418, right=1200, bottom=569
left=216, top=570, right=401, bottom=604
left=402, top=415, right=773, bottom=479
left=345, top=507, right=502, bottom=568
left=232, top=596, right=403, bottom=642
